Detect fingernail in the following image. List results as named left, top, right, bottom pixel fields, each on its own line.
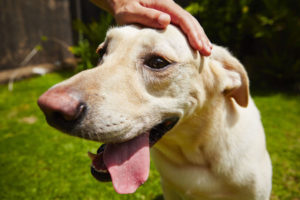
left=196, top=39, right=203, bottom=50
left=205, top=43, right=211, bottom=52
left=208, top=41, right=213, bottom=49
left=158, top=13, right=170, bottom=26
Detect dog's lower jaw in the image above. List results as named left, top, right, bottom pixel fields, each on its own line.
left=89, top=117, right=179, bottom=193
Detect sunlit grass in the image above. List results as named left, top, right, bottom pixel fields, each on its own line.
left=253, top=94, right=300, bottom=200
left=0, top=72, right=299, bottom=199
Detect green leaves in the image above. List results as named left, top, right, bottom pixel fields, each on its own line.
left=185, top=0, right=300, bottom=92
left=71, top=14, right=113, bottom=71
left=185, top=2, right=205, bottom=15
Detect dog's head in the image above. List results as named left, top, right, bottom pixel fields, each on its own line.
left=38, top=25, right=249, bottom=194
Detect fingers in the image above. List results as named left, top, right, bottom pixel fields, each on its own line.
left=167, top=5, right=212, bottom=55
left=141, top=0, right=212, bottom=55
left=138, top=6, right=171, bottom=28
left=112, top=0, right=212, bottom=55
left=114, top=2, right=171, bottom=29
left=191, top=16, right=212, bottom=56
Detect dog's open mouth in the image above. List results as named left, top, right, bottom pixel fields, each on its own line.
left=88, top=117, right=179, bottom=194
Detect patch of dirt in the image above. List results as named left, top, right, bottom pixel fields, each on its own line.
left=19, top=116, right=38, bottom=124
left=0, top=58, right=77, bottom=84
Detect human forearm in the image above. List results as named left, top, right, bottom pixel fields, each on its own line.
left=90, top=0, right=114, bottom=14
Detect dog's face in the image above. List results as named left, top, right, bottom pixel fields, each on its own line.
left=39, top=25, right=205, bottom=143
left=38, top=25, right=249, bottom=194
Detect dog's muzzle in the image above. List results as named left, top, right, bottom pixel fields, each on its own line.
left=37, top=87, right=86, bottom=132
left=89, top=117, right=179, bottom=182
left=38, top=85, right=179, bottom=194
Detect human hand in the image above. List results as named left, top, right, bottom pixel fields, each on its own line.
left=90, top=0, right=212, bottom=56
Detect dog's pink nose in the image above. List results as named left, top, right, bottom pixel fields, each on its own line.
left=38, top=87, right=85, bottom=123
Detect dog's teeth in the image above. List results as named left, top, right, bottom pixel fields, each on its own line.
left=88, top=151, right=96, bottom=160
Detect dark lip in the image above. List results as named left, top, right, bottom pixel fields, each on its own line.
left=149, top=117, right=179, bottom=146
left=91, top=117, right=179, bottom=182
left=91, top=166, right=111, bottom=182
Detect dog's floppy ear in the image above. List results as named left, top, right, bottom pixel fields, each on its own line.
left=211, top=46, right=249, bottom=107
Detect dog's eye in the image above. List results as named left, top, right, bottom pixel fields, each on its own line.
left=144, top=56, right=170, bottom=70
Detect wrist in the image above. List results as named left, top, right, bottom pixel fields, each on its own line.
left=90, top=0, right=114, bottom=14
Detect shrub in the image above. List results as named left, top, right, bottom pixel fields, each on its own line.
left=186, top=0, right=300, bottom=92
left=70, top=14, right=113, bottom=71
left=70, top=1, right=300, bottom=91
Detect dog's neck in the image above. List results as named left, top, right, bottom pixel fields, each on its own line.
left=153, top=94, right=240, bottom=167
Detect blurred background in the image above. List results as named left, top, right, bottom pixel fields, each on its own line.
left=0, top=0, right=299, bottom=199
left=1, top=0, right=299, bottom=91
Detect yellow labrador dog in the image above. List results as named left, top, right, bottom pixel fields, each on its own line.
left=38, top=25, right=272, bottom=200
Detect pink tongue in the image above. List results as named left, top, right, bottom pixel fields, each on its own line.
left=103, top=133, right=150, bottom=194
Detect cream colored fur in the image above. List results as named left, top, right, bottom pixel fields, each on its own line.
left=52, top=25, right=272, bottom=200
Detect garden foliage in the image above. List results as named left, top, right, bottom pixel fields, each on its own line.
left=186, top=0, right=300, bottom=91
left=71, top=0, right=300, bottom=91
left=70, top=14, right=113, bottom=71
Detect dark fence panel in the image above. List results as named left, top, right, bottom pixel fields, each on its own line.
left=0, top=0, right=74, bottom=71
left=0, top=0, right=189, bottom=71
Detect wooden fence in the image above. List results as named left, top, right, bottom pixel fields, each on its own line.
left=0, top=0, right=102, bottom=72
left=0, top=0, right=189, bottom=73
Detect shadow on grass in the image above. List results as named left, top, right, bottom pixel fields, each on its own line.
left=153, top=194, right=164, bottom=200
left=251, top=88, right=300, bottom=98
left=55, top=69, right=76, bottom=80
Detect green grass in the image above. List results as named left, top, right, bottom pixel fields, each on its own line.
left=253, top=94, right=300, bottom=200
left=0, top=72, right=299, bottom=200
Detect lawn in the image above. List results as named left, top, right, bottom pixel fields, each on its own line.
left=0, top=72, right=299, bottom=200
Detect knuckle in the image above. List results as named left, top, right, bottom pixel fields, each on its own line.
left=116, top=3, right=137, bottom=16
